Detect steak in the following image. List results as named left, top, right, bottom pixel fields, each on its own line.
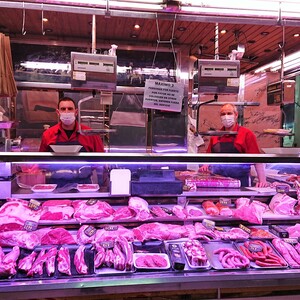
left=41, top=228, right=76, bottom=245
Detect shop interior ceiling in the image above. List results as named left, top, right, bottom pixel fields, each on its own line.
left=1, top=1, right=300, bottom=75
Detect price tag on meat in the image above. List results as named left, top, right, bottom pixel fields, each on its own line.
left=23, top=220, right=38, bottom=232
left=104, top=225, right=118, bottom=231
left=202, top=219, right=215, bottom=230
left=248, top=242, right=263, bottom=253
left=239, top=224, right=251, bottom=234
left=283, top=238, right=298, bottom=245
left=84, top=225, right=96, bottom=237
left=100, top=241, right=115, bottom=249
left=28, top=199, right=41, bottom=211
left=219, top=197, right=231, bottom=206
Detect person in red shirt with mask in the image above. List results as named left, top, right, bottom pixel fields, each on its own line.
left=199, top=103, right=268, bottom=187
left=39, top=96, right=105, bottom=152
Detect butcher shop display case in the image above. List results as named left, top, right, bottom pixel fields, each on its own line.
left=0, top=152, right=300, bottom=300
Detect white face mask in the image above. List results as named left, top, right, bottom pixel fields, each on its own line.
left=221, top=114, right=235, bottom=128
left=60, top=112, right=76, bottom=126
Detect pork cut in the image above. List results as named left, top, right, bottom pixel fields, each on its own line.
left=112, top=207, right=135, bottom=221
left=57, top=247, right=71, bottom=275
left=0, top=246, right=20, bottom=277
left=133, top=222, right=187, bottom=242
left=77, top=225, right=96, bottom=245
left=95, top=225, right=134, bottom=242
left=45, top=247, right=58, bottom=276
left=128, top=197, right=153, bottom=221
left=41, top=228, right=76, bottom=245
left=18, top=251, right=37, bottom=272
left=72, top=200, right=115, bottom=220
left=0, top=230, right=40, bottom=249
left=269, top=193, right=297, bottom=215
left=0, top=198, right=41, bottom=232
left=74, top=245, right=88, bottom=275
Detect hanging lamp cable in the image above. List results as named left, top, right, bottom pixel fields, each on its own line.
left=152, top=13, right=178, bottom=71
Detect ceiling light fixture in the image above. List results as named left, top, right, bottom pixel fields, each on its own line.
left=254, top=49, right=300, bottom=73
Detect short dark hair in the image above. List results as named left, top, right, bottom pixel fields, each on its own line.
left=58, top=97, right=77, bottom=109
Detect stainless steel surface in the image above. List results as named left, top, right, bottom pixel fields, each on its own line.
left=2, top=268, right=300, bottom=300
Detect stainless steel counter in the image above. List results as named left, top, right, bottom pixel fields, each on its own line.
left=1, top=267, right=300, bottom=300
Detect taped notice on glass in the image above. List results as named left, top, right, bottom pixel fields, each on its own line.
left=143, top=79, right=184, bottom=112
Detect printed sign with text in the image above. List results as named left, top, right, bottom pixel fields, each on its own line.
left=143, top=79, right=184, bottom=112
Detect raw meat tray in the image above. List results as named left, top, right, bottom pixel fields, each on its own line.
left=94, top=242, right=135, bottom=276
left=234, top=240, right=288, bottom=270
left=165, top=240, right=211, bottom=272
left=202, top=241, right=250, bottom=271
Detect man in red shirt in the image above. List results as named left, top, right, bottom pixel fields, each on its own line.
left=39, top=96, right=105, bottom=152
left=200, top=103, right=268, bottom=187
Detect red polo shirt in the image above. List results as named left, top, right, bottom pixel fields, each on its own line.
left=206, top=124, right=261, bottom=154
left=39, top=121, right=105, bottom=152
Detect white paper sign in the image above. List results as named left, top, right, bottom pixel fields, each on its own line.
left=143, top=79, right=184, bottom=112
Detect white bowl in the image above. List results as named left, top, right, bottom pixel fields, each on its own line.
left=50, top=145, right=82, bottom=153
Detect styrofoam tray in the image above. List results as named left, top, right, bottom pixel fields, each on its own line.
left=31, top=184, right=57, bottom=193
left=77, top=184, right=99, bottom=192
left=133, top=253, right=170, bottom=270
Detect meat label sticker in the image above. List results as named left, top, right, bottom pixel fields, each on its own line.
left=248, top=242, right=263, bottom=253
left=86, top=198, right=98, bottom=206
left=219, top=197, right=231, bottom=206
left=23, top=220, right=38, bottom=232
left=143, top=79, right=184, bottom=112
left=283, top=238, right=298, bottom=245
left=100, top=241, right=115, bottom=249
left=28, top=199, right=41, bottom=211
left=239, top=224, right=251, bottom=234
left=202, top=219, right=215, bottom=230
left=84, top=225, right=96, bottom=237
left=104, top=225, right=118, bottom=231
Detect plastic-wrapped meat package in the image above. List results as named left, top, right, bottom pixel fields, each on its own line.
left=269, top=193, right=297, bottom=215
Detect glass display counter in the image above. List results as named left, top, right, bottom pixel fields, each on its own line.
left=0, top=152, right=299, bottom=300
